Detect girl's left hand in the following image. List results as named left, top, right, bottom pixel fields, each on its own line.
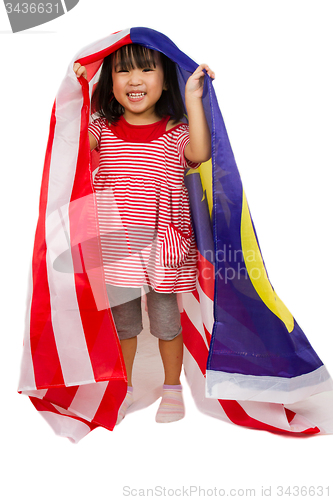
left=73, top=62, right=88, bottom=80
left=185, top=64, right=215, bottom=100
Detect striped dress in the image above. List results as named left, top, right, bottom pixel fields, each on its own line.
left=88, top=115, right=199, bottom=293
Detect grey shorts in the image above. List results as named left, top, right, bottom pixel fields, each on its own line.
left=106, top=285, right=182, bottom=341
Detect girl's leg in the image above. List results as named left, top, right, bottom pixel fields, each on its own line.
left=156, top=334, right=185, bottom=422
left=146, top=289, right=183, bottom=383
left=120, top=336, right=137, bottom=387
left=156, top=333, right=185, bottom=422
left=158, top=333, right=183, bottom=386
left=116, top=337, right=137, bottom=424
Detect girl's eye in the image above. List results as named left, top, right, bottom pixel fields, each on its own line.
left=143, top=68, right=154, bottom=72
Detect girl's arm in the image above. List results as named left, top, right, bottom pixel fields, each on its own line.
left=184, top=64, right=215, bottom=164
left=88, top=133, right=98, bottom=151
left=73, top=63, right=97, bottom=151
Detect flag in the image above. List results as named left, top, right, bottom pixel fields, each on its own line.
left=18, top=27, right=333, bottom=441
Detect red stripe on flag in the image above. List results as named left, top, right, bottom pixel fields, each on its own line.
left=197, top=252, right=215, bottom=302
left=30, top=102, right=64, bottom=389
left=44, top=386, right=79, bottom=409
left=285, top=407, right=296, bottom=423
left=92, top=378, right=127, bottom=430
left=203, top=323, right=212, bottom=346
left=219, top=400, right=320, bottom=436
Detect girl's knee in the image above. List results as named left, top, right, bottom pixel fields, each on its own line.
left=151, top=325, right=182, bottom=341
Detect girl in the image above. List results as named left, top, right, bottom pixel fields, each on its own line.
left=73, top=44, right=215, bottom=424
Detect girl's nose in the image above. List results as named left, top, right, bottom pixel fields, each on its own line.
left=129, top=69, right=143, bottom=85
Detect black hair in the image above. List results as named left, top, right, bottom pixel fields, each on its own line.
left=91, top=44, right=185, bottom=123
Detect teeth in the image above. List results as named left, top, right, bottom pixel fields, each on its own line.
left=128, top=93, right=145, bottom=98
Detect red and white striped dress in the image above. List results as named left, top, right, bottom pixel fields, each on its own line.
left=88, top=115, right=200, bottom=293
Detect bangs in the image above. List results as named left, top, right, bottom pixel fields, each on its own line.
left=112, top=44, right=157, bottom=71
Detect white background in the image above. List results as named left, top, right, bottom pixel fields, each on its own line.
left=1, top=1, right=333, bottom=499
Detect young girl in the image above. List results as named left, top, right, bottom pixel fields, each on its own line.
left=73, top=44, right=214, bottom=424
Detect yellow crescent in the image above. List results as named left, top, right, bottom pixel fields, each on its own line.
left=240, top=190, right=294, bottom=333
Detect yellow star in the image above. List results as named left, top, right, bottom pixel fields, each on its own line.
left=186, top=159, right=213, bottom=216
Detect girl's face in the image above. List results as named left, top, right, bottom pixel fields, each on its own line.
left=111, top=50, right=167, bottom=124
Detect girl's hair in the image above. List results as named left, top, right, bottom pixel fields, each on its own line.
left=91, top=44, right=185, bottom=123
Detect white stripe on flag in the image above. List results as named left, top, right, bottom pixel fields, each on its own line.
left=206, top=365, right=333, bottom=404
left=68, top=381, right=109, bottom=421
left=40, top=411, right=91, bottom=443
left=22, top=389, right=48, bottom=399
left=72, top=29, right=131, bottom=62
left=18, top=266, right=36, bottom=391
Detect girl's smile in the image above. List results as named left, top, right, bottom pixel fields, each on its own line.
left=127, top=92, right=146, bottom=102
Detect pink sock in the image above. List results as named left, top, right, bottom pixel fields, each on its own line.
left=155, top=384, right=185, bottom=423
left=116, top=386, right=133, bottom=425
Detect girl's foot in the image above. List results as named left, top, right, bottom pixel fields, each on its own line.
left=116, top=386, right=133, bottom=425
left=155, top=384, right=185, bottom=423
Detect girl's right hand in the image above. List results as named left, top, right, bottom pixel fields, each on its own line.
left=73, top=62, right=87, bottom=80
